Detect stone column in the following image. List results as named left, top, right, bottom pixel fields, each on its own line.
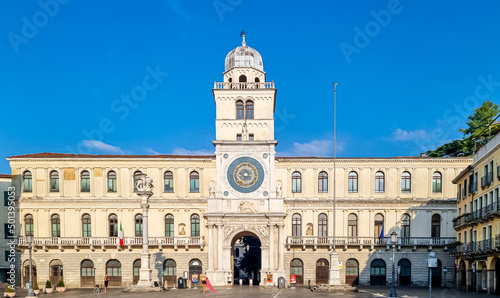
left=278, top=224, right=285, bottom=271
left=136, top=193, right=153, bottom=287
left=217, top=224, right=223, bottom=270
left=268, top=224, right=275, bottom=270
left=328, top=250, right=341, bottom=285
left=488, top=269, right=495, bottom=294
left=207, top=224, right=214, bottom=270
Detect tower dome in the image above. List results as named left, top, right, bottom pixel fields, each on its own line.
left=224, top=34, right=263, bottom=72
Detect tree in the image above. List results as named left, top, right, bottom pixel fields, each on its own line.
left=427, top=100, right=499, bottom=157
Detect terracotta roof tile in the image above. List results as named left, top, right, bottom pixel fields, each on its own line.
left=8, top=152, right=215, bottom=159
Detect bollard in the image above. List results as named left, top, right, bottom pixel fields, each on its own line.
left=308, top=280, right=311, bottom=289
left=249, top=279, right=253, bottom=286
left=239, top=279, right=243, bottom=286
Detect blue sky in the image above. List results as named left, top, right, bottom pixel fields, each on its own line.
left=1, top=0, right=499, bottom=174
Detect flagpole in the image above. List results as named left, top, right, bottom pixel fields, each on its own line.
left=333, top=82, right=337, bottom=251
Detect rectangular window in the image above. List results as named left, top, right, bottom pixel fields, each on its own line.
left=3, top=191, right=7, bottom=206
left=458, top=233, right=461, bottom=243
left=464, top=231, right=467, bottom=244
left=237, top=134, right=242, bottom=141
left=4, top=251, right=9, bottom=262
left=83, top=223, right=91, bottom=237
left=249, top=134, right=254, bottom=141
left=458, top=207, right=461, bottom=216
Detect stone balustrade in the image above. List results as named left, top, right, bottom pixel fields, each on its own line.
left=213, top=81, right=275, bottom=89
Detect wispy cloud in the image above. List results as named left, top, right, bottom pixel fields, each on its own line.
left=278, top=139, right=342, bottom=157
left=390, top=128, right=429, bottom=141
left=81, top=140, right=124, bottom=154
left=143, top=147, right=162, bottom=155
left=171, top=147, right=213, bottom=155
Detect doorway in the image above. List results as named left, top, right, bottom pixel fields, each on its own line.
left=232, top=232, right=262, bottom=285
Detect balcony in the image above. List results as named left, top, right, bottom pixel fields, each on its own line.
left=470, top=181, right=478, bottom=194
left=17, top=236, right=205, bottom=251
left=286, top=236, right=455, bottom=251
left=497, top=165, right=500, bottom=179
left=453, top=213, right=473, bottom=228
left=453, top=240, right=494, bottom=256
left=481, top=172, right=493, bottom=188
left=214, top=81, right=275, bottom=90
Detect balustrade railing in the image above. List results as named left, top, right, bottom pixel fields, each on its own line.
left=214, top=81, right=275, bottom=89
left=286, top=236, right=455, bottom=247
left=17, top=236, right=204, bottom=247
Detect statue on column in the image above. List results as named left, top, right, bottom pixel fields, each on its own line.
left=135, top=174, right=154, bottom=192
left=209, top=183, right=215, bottom=198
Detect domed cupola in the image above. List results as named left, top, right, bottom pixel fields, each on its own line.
left=224, top=33, right=263, bottom=72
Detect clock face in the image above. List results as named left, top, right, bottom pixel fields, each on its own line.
left=226, top=156, right=265, bottom=194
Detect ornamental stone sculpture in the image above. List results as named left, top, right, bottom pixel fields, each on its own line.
left=135, top=174, right=154, bottom=192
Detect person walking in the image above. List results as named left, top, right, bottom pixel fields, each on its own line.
left=104, top=274, right=110, bottom=294
left=201, top=273, right=207, bottom=294
left=227, top=272, right=233, bottom=289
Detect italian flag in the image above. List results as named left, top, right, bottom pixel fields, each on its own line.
left=119, top=223, right=124, bottom=246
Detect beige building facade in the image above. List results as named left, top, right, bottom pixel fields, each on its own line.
left=8, top=37, right=471, bottom=289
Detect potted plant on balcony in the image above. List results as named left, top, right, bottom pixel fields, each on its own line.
left=44, top=280, right=53, bottom=294
left=33, top=279, right=40, bottom=295
left=4, top=285, right=15, bottom=298
left=56, top=279, right=66, bottom=292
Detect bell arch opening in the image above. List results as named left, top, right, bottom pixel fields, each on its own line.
left=231, top=231, right=262, bottom=285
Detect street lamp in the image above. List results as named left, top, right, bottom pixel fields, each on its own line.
left=389, top=231, right=398, bottom=297
left=26, top=234, right=35, bottom=297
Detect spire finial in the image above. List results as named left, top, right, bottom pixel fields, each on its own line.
left=240, top=30, right=247, bottom=46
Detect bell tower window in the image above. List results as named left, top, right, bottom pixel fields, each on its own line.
left=239, top=75, right=247, bottom=82
left=255, top=77, right=260, bottom=82
left=236, top=100, right=244, bottom=119
left=245, top=101, right=254, bottom=119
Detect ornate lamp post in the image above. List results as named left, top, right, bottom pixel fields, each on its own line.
left=389, top=231, right=398, bottom=297
left=26, top=234, right=35, bottom=297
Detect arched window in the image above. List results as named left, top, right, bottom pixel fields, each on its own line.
left=432, top=172, right=442, bottom=193
left=133, top=259, right=141, bottom=285
left=245, top=100, right=254, bottom=119
left=135, top=214, right=143, bottom=237
left=107, top=171, right=117, bottom=192
left=50, top=170, right=59, bottom=192
left=189, top=259, right=202, bottom=279
left=318, top=171, right=328, bottom=193
left=165, top=214, right=174, bottom=237
left=49, top=259, right=63, bottom=286
left=82, top=214, right=91, bottom=237
left=255, top=77, right=260, bottom=83
left=401, top=213, right=410, bottom=239
left=345, top=258, right=359, bottom=286
left=81, top=170, right=90, bottom=192
left=109, top=214, right=118, bottom=237
left=164, top=171, right=174, bottom=192
left=370, top=259, right=386, bottom=285
left=80, top=259, right=95, bottom=287
left=163, top=259, right=177, bottom=286
left=374, top=213, right=384, bottom=238
left=318, top=213, right=328, bottom=237
left=191, top=214, right=200, bottom=236
left=133, top=171, right=142, bottom=192
left=106, top=259, right=122, bottom=286
left=290, top=259, right=304, bottom=285
left=23, top=170, right=32, bottom=192
left=239, top=75, right=247, bottom=82
left=348, top=213, right=358, bottom=238
left=190, top=171, right=199, bottom=193
left=24, top=214, right=33, bottom=236
left=431, top=214, right=441, bottom=237
left=292, top=171, right=302, bottom=193
left=348, top=171, right=358, bottom=193
left=398, top=259, right=411, bottom=286
left=375, top=171, right=385, bottom=193
left=401, top=171, right=411, bottom=192
left=51, top=214, right=60, bottom=237
left=236, top=100, right=244, bottom=119
left=22, top=260, right=37, bottom=286
left=292, top=213, right=302, bottom=237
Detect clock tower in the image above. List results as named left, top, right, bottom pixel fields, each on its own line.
left=206, top=34, right=285, bottom=286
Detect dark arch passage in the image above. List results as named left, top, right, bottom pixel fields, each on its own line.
left=231, top=231, right=261, bottom=285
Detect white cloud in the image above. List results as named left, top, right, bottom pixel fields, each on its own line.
left=143, top=147, right=162, bottom=155
left=278, top=139, right=342, bottom=157
left=391, top=128, right=429, bottom=141
left=81, top=140, right=124, bottom=154
left=171, top=147, right=213, bottom=155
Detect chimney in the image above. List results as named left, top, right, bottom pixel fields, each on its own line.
left=420, top=153, right=426, bottom=157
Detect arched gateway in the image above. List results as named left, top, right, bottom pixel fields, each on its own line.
left=231, top=231, right=262, bottom=285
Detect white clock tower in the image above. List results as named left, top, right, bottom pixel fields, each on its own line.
left=206, top=34, right=286, bottom=286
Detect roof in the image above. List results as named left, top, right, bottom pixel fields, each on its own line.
left=8, top=153, right=216, bottom=159
left=452, top=165, right=473, bottom=184
left=0, top=174, right=12, bottom=178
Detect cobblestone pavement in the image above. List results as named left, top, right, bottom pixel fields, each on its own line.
left=1, top=285, right=495, bottom=297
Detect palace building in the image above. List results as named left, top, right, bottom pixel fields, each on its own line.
left=8, top=36, right=472, bottom=288
left=452, top=132, right=500, bottom=294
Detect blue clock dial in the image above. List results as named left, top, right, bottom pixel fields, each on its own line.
left=227, top=157, right=265, bottom=193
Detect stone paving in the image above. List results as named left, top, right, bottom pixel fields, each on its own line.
left=0, top=285, right=495, bottom=298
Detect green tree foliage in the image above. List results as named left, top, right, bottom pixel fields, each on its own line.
left=427, top=100, right=499, bottom=157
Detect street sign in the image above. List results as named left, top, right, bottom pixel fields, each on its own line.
left=427, top=258, right=437, bottom=268
left=338, top=261, right=343, bottom=269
